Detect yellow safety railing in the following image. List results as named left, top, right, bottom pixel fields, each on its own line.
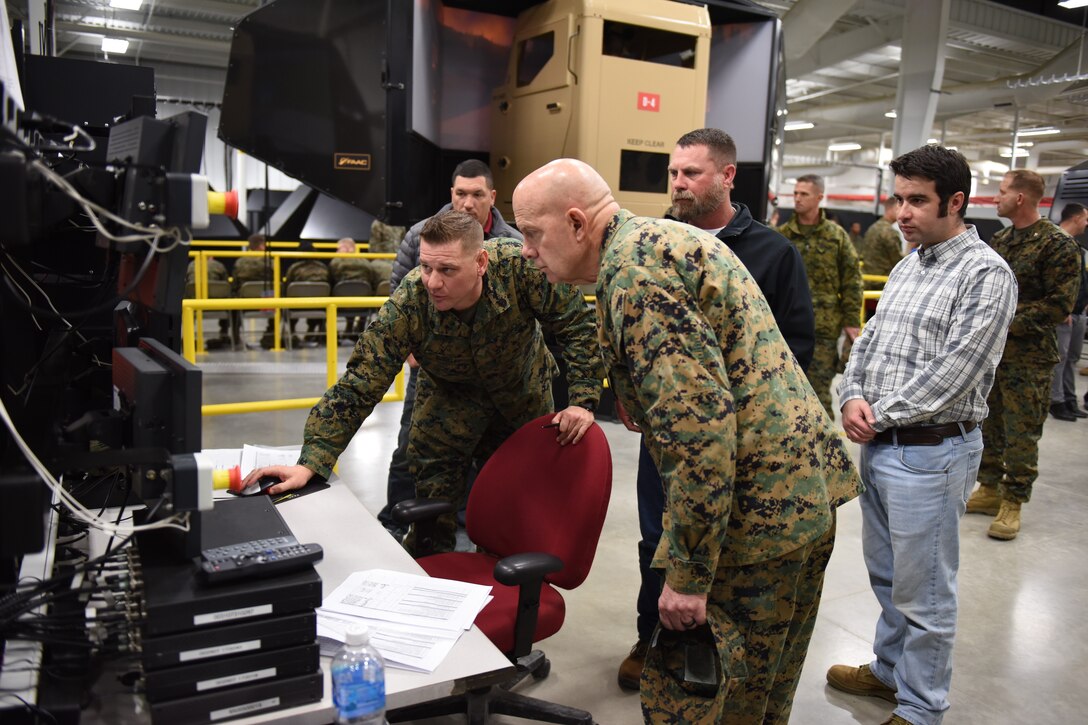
left=181, top=296, right=404, bottom=416
left=186, top=249, right=396, bottom=352
left=860, top=274, right=887, bottom=328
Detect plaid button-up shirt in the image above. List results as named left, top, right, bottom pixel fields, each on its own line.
left=838, top=225, right=1017, bottom=430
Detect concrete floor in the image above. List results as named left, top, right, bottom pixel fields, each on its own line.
left=200, top=333, right=1088, bottom=725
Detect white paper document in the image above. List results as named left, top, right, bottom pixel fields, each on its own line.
left=323, top=569, right=492, bottom=634
left=316, top=609, right=461, bottom=673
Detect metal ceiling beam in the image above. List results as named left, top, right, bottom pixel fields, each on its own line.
left=54, top=8, right=236, bottom=41
left=789, top=17, right=902, bottom=76
left=56, top=0, right=254, bottom=22
left=781, top=0, right=858, bottom=63
left=892, top=0, right=950, bottom=155
left=55, top=21, right=231, bottom=52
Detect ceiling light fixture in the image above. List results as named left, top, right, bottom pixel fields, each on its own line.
left=884, top=110, right=897, bottom=118
left=999, top=147, right=1030, bottom=158
left=110, top=0, right=143, bottom=10
left=1058, top=1, right=1088, bottom=9
left=1016, top=127, right=1060, bottom=137
left=101, top=37, right=130, bottom=54
left=828, top=142, right=862, bottom=152
left=784, top=121, right=815, bottom=131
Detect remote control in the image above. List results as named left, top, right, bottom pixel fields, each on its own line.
left=200, top=539, right=323, bottom=584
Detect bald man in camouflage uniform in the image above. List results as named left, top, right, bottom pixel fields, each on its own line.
left=330, top=237, right=391, bottom=335
left=244, top=211, right=602, bottom=554
left=966, top=169, right=1080, bottom=540
left=514, top=159, right=860, bottom=724
left=779, top=175, right=864, bottom=417
left=330, top=237, right=391, bottom=292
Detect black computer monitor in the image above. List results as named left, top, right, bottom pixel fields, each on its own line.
left=112, top=338, right=201, bottom=456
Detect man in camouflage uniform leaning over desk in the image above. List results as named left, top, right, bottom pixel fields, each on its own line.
left=514, top=159, right=861, bottom=724
left=966, top=169, right=1080, bottom=540
left=243, top=210, right=603, bottom=553
left=778, top=175, right=864, bottom=417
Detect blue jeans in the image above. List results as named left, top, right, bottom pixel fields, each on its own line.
left=860, top=425, right=983, bottom=725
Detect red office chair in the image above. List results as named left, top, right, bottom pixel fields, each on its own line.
left=389, top=414, right=613, bottom=725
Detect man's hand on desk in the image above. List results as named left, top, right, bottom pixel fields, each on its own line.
left=241, top=464, right=315, bottom=495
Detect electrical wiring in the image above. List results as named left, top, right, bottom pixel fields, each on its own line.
left=0, top=231, right=157, bottom=321
left=0, top=394, right=190, bottom=536
left=29, top=159, right=184, bottom=251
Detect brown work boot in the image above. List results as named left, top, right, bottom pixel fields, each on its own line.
left=881, top=716, right=914, bottom=725
left=988, top=500, right=1022, bottom=540
left=617, top=640, right=648, bottom=691
left=966, top=485, right=1001, bottom=515
left=826, top=663, right=897, bottom=704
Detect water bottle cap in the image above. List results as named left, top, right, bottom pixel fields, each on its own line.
left=345, top=624, right=370, bottom=646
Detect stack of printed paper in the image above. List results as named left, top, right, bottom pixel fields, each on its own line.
left=318, top=569, right=493, bottom=672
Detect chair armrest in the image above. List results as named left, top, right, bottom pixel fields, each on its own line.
left=493, top=553, right=563, bottom=587
left=390, top=499, right=456, bottom=558
left=390, top=498, right=456, bottom=524
left=493, top=553, right=564, bottom=659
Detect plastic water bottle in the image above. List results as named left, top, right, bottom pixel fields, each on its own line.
left=331, top=624, right=386, bottom=724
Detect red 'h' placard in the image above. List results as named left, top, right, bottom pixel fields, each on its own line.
left=637, top=92, right=660, bottom=112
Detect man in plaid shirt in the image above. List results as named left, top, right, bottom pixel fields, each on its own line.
left=826, top=145, right=1016, bottom=725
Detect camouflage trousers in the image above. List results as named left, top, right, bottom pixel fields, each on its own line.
left=404, top=373, right=552, bottom=554
left=977, top=362, right=1052, bottom=503
left=805, top=337, right=839, bottom=418
left=642, top=519, right=836, bottom=724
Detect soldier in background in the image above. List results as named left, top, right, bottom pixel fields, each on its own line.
left=966, top=169, right=1080, bottom=540
left=778, top=174, right=863, bottom=418
left=284, top=253, right=331, bottom=346
left=233, top=233, right=276, bottom=349
left=861, top=197, right=905, bottom=286
left=329, top=238, right=390, bottom=336
left=1048, top=203, right=1088, bottom=422
left=243, top=211, right=602, bottom=554
left=185, top=255, right=231, bottom=349
left=848, top=221, right=864, bottom=253
left=514, top=158, right=860, bottom=723
left=368, top=218, right=406, bottom=255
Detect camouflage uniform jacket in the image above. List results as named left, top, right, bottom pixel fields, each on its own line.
left=185, top=259, right=227, bottom=284
left=329, top=257, right=374, bottom=283
left=595, top=210, right=860, bottom=592
left=861, top=218, right=903, bottom=283
left=989, top=218, right=1080, bottom=365
left=368, top=219, right=406, bottom=254
left=299, top=239, right=603, bottom=478
left=778, top=210, right=864, bottom=337
left=232, top=254, right=273, bottom=286
left=285, top=259, right=330, bottom=285
left=391, top=204, right=523, bottom=290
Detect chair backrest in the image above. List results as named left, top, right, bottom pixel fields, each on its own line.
left=466, top=414, right=612, bottom=591
left=333, top=279, right=372, bottom=297
left=285, top=281, right=330, bottom=297
left=206, top=280, right=233, bottom=298
left=237, top=281, right=273, bottom=298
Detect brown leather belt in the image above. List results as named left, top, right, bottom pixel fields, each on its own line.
left=873, top=421, right=977, bottom=446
